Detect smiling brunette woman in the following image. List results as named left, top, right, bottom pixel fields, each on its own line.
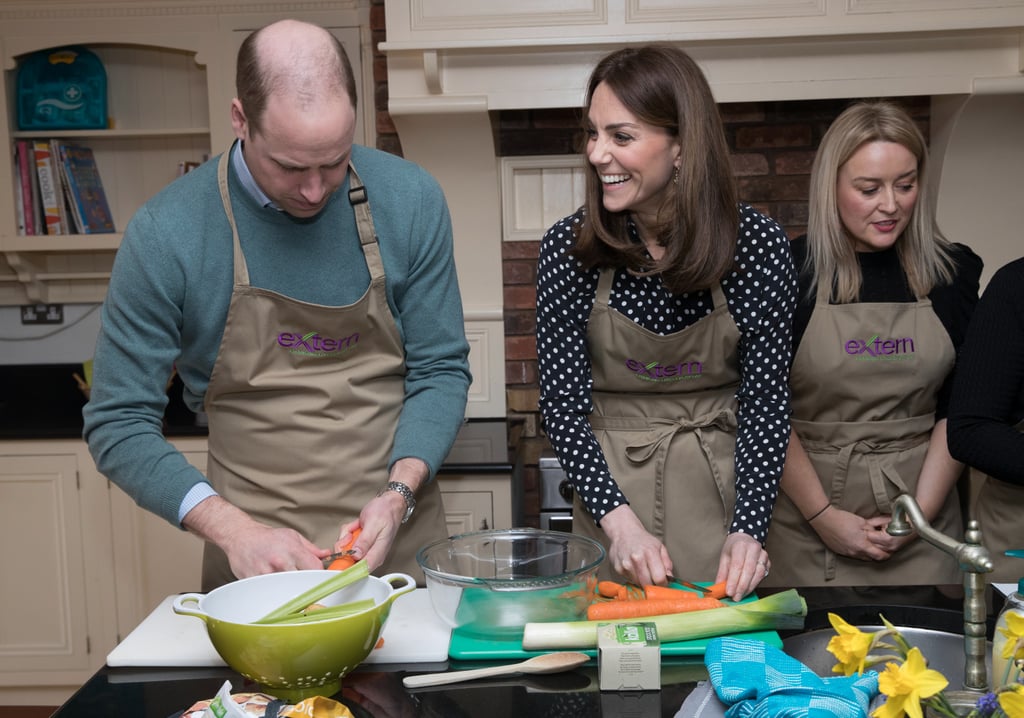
left=535, top=45, right=797, bottom=602
left=763, top=100, right=983, bottom=588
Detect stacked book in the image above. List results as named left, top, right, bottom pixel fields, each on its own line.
left=13, top=138, right=115, bottom=235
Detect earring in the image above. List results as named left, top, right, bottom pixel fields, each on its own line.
left=672, top=166, right=679, bottom=184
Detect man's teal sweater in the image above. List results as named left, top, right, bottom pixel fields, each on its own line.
left=83, top=143, right=471, bottom=526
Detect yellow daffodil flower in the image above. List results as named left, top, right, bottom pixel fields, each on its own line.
left=1000, top=685, right=1024, bottom=718
left=827, top=612, right=875, bottom=676
left=999, top=613, right=1024, bottom=663
left=871, top=647, right=948, bottom=718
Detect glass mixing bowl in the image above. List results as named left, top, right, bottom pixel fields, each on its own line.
left=416, top=528, right=605, bottom=638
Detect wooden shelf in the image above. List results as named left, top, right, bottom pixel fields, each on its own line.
left=1, top=233, right=123, bottom=252
left=12, top=127, right=210, bottom=139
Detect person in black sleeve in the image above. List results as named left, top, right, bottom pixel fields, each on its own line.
left=536, top=45, right=797, bottom=601
left=764, top=100, right=982, bottom=587
left=948, top=256, right=1024, bottom=582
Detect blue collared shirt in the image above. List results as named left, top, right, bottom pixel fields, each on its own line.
left=231, top=140, right=278, bottom=209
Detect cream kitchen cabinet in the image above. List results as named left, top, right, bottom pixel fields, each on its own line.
left=109, top=437, right=209, bottom=634
left=0, top=437, right=206, bottom=706
left=0, top=440, right=118, bottom=706
left=439, top=471, right=514, bottom=536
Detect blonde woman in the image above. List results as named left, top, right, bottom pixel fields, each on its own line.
left=764, top=100, right=982, bottom=587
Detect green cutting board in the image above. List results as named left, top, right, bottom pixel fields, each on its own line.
left=447, top=588, right=783, bottom=661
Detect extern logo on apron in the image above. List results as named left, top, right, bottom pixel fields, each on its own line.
left=844, top=334, right=915, bottom=361
left=277, top=330, right=360, bottom=358
left=625, top=357, right=703, bottom=382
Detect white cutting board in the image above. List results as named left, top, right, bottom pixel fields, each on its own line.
left=106, top=587, right=451, bottom=667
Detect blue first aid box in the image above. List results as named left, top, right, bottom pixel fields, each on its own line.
left=17, top=46, right=108, bottom=131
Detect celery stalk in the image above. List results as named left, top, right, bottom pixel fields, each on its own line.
left=256, top=598, right=377, bottom=625
left=521, top=588, right=807, bottom=651
left=256, top=561, right=370, bottom=623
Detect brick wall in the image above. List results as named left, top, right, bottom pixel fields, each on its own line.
left=369, top=5, right=930, bottom=527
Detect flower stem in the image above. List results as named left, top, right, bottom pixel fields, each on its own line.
left=924, top=693, right=965, bottom=718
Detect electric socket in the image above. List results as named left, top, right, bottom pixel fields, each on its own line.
left=20, top=303, right=64, bottom=325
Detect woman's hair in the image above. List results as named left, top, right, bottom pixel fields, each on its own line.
left=572, top=45, right=738, bottom=294
left=805, top=100, right=955, bottom=302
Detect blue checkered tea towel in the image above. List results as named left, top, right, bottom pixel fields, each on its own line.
left=704, top=637, right=879, bottom=718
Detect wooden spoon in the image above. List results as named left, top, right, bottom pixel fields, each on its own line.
left=402, top=651, right=590, bottom=688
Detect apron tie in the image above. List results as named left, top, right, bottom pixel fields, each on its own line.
left=805, top=434, right=925, bottom=580
left=623, top=408, right=738, bottom=534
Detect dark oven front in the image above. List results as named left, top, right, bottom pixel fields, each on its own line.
left=539, top=452, right=574, bottom=532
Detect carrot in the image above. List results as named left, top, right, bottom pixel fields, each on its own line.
left=327, top=527, right=362, bottom=571
left=598, top=581, right=624, bottom=599
left=641, top=585, right=709, bottom=601
left=705, top=581, right=728, bottom=600
left=586, top=596, right=726, bottom=621
left=610, top=581, right=643, bottom=598
left=327, top=555, right=356, bottom=571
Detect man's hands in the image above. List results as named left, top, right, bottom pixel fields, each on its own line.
left=183, top=495, right=325, bottom=577
left=184, top=458, right=433, bottom=581
left=337, top=458, right=430, bottom=571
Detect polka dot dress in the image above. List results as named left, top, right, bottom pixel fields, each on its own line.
left=536, top=205, right=796, bottom=544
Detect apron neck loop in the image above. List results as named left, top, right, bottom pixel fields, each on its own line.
left=348, top=165, right=377, bottom=249
left=596, top=268, right=615, bottom=308
left=346, top=164, right=386, bottom=279
left=217, top=149, right=250, bottom=287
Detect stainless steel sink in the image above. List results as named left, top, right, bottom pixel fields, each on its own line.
left=783, top=625, right=992, bottom=690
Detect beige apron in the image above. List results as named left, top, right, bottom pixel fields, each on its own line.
left=969, top=419, right=1024, bottom=582
left=573, top=269, right=741, bottom=581
left=199, top=151, right=448, bottom=590
left=764, top=280, right=961, bottom=586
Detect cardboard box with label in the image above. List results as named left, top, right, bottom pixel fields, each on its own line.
left=597, top=622, right=661, bottom=691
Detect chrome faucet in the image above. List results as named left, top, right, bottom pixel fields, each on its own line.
left=887, top=493, right=994, bottom=691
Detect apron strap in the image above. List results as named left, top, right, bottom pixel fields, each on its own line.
left=595, top=408, right=738, bottom=534
left=812, top=434, right=922, bottom=579
left=596, top=268, right=615, bottom=309
left=347, top=164, right=386, bottom=281
left=217, top=150, right=250, bottom=287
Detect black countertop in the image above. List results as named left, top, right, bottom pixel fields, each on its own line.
left=51, top=585, right=1006, bottom=718
left=0, top=363, right=207, bottom=439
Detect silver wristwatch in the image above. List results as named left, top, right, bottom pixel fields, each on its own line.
left=377, top=481, right=416, bottom=523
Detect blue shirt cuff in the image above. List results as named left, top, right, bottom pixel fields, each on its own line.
left=178, top=482, right=218, bottom=525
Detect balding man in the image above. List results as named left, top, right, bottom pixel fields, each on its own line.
left=84, top=19, right=471, bottom=590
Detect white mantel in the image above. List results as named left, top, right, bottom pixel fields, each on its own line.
left=382, top=1, right=1024, bottom=417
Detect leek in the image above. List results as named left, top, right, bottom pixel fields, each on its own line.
left=256, top=560, right=370, bottom=623
left=521, top=588, right=807, bottom=651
